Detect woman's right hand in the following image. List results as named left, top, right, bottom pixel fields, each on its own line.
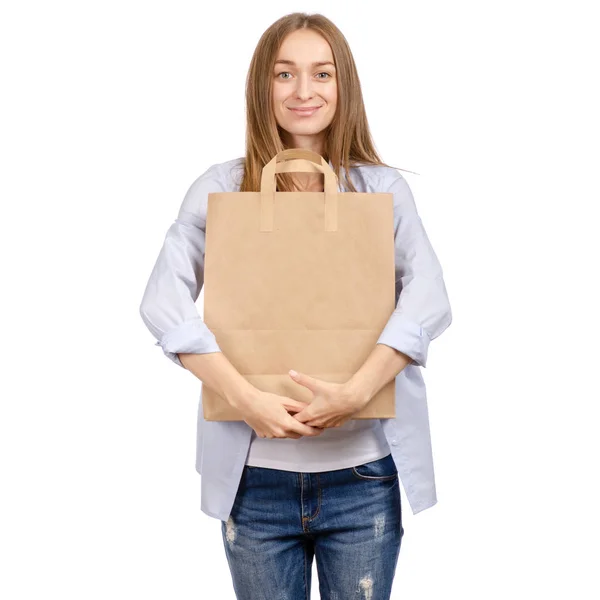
left=237, top=389, right=324, bottom=439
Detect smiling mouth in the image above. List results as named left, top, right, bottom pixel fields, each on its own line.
left=288, top=106, right=323, bottom=116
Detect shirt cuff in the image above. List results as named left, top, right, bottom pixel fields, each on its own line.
left=155, top=317, right=222, bottom=368
left=376, top=313, right=431, bottom=368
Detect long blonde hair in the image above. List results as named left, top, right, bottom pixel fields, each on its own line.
left=240, top=12, right=407, bottom=193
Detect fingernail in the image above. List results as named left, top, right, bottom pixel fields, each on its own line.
left=289, top=370, right=297, bottom=377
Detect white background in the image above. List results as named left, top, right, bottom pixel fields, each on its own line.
left=1, top=0, right=599, bottom=598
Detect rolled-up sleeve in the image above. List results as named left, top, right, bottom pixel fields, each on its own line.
left=139, top=165, right=223, bottom=368
left=376, top=175, right=452, bottom=368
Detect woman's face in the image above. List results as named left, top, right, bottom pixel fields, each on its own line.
left=272, top=29, right=338, bottom=149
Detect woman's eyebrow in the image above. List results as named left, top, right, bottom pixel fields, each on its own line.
left=274, top=59, right=335, bottom=68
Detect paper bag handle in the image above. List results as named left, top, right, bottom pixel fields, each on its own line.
left=260, top=152, right=339, bottom=232
left=273, top=148, right=324, bottom=163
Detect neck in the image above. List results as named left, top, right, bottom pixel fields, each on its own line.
left=282, top=133, right=327, bottom=161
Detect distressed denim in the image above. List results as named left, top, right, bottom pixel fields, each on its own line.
left=221, top=453, right=403, bottom=600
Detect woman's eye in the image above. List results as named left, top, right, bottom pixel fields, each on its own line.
left=276, top=72, right=332, bottom=80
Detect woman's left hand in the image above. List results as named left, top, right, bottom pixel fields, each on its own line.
left=287, top=370, right=366, bottom=429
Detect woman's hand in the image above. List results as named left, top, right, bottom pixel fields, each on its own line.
left=287, top=370, right=367, bottom=429
left=236, top=388, right=326, bottom=440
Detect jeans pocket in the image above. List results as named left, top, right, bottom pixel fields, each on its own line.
left=351, top=453, right=398, bottom=481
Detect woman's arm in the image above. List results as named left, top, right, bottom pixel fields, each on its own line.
left=344, top=174, right=452, bottom=404
left=177, top=351, right=258, bottom=409
left=343, top=344, right=412, bottom=408
left=139, top=165, right=256, bottom=407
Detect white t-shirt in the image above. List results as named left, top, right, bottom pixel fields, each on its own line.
left=245, top=416, right=391, bottom=472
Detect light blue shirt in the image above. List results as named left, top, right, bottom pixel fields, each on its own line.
left=140, top=157, right=452, bottom=521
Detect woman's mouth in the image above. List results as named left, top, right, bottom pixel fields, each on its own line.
left=288, top=106, right=322, bottom=117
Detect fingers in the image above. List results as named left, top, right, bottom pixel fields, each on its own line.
left=285, top=414, right=323, bottom=437
left=283, top=399, right=311, bottom=413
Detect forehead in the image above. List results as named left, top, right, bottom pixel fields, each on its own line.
left=275, top=29, right=334, bottom=65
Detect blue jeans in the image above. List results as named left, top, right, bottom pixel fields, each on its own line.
left=220, top=453, right=404, bottom=599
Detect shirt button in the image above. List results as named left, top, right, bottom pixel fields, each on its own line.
left=391, top=440, right=398, bottom=446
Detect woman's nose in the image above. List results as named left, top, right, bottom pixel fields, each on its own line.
left=294, top=74, right=314, bottom=99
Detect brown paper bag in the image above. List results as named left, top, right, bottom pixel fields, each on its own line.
left=202, top=148, right=396, bottom=421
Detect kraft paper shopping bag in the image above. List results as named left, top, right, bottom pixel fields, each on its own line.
left=201, top=148, right=396, bottom=421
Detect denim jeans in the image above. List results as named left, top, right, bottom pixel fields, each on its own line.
left=220, top=453, right=404, bottom=599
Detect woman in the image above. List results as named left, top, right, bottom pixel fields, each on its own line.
left=140, top=12, right=452, bottom=600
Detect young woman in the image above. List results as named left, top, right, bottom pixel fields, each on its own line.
left=140, top=12, right=452, bottom=600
